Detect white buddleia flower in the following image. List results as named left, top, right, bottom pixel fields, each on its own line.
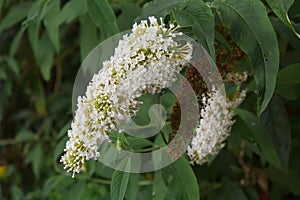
left=60, top=16, right=193, bottom=177
left=187, top=88, right=246, bottom=165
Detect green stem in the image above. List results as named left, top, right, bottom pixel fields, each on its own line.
left=0, top=139, right=20, bottom=146
left=128, top=145, right=164, bottom=153
left=56, top=164, right=152, bottom=186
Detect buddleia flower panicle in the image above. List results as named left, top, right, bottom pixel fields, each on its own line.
left=60, top=16, right=193, bottom=177
left=187, top=71, right=247, bottom=165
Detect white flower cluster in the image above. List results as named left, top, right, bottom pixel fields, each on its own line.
left=187, top=88, right=246, bottom=165
left=60, top=16, right=192, bottom=177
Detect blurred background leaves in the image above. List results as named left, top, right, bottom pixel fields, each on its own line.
left=0, top=0, right=299, bottom=199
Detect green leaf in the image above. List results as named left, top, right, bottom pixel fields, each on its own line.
left=79, top=14, right=98, bottom=61
left=15, top=130, right=36, bottom=142
left=31, top=77, right=46, bottom=114
left=68, top=180, right=86, bottom=200
left=265, top=168, right=300, bottom=196
left=36, top=33, right=54, bottom=81
left=9, top=26, right=26, bottom=57
left=0, top=0, right=3, bottom=16
left=141, top=0, right=188, bottom=18
left=266, top=0, right=300, bottom=38
left=0, top=1, right=32, bottom=33
left=6, top=57, right=19, bottom=75
left=27, top=20, right=41, bottom=56
left=153, top=170, right=167, bottom=200
left=261, top=95, right=291, bottom=167
left=27, top=0, right=56, bottom=22
left=117, top=2, right=142, bottom=31
left=277, top=63, right=300, bottom=100
left=25, top=143, right=43, bottom=178
left=42, top=175, right=64, bottom=198
left=53, top=136, right=67, bottom=162
left=43, top=0, right=60, bottom=53
left=271, top=17, right=300, bottom=49
left=126, top=137, right=153, bottom=149
left=59, top=0, right=87, bottom=24
left=57, top=120, right=71, bottom=139
left=235, top=108, right=281, bottom=168
left=11, top=185, right=24, bottom=200
left=277, top=63, right=300, bottom=86
left=214, top=0, right=279, bottom=116
left=87, top=0, right=119, bottom=37
left=125, top=174, right=139, bottom=200
left=162, top=157, right=200, bottom=200
left=111, top=170, right=130, bottom=200
left=172, top=0, right=215, bottom=59
left=222, top=178, right=248, bottom=200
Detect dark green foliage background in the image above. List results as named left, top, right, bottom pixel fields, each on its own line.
left=0, top=0, right=300, bottom=199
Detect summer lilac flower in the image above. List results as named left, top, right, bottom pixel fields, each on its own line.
left=187, top=88, right=246, bottom=165
left=60, top=16, right=192, bottom=177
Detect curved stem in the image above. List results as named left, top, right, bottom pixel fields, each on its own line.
left=128, top=145, right=164, bottom=153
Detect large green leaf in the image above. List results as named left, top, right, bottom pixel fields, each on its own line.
left=162, top=157, right=200, bottom=200
left=235, top=108, right=281, bottom=168
left=0, top=1, right=32, bottom=33
left=111, top=170, right=130, bottom=200
left=214, top=0, right=279, bottom=116
left=125, top=174, right=139, bottom=200
left=141, top=0, right=188, bottom=18
left=110, top=158, right=131, bottom=200
left=172, top=0, right=215, bottom=59
left=261, top=95, right=291, bottom=167
left=266, top=0, right=300, bottom=38
left=153, top=170, right=167, bottom=200
left=87, top=0, right=119, bottom=37
left=79, top=14, right=98, bottom=61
